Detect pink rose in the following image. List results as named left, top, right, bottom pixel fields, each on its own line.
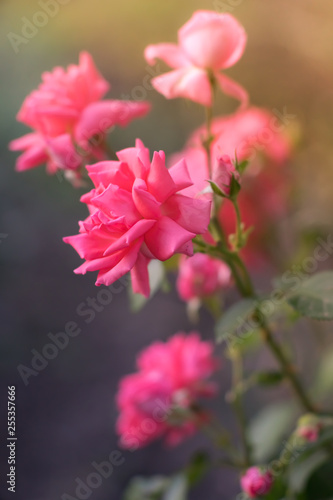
left=64, top=140, right=211, bottom=297
left=177, top=253, right=231, bottom=302
left=145, top=11, right=247, bottom=107
left=116, top=332, right=219, bottom=449
left=241, top=467, right=273, bottom=498
left=9, top=52, right=150, bottom=176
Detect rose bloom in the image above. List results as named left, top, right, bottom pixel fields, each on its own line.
left=177, top=253, right=231, bottom=302
left=241, top=467, right=273, bottom=498
left=145, top=10, right=247, bottom=107
left=116, top=332, right=219, bottom=449
left=9, top=52, right=150, bottom=176
left=64, top=140, right=211, bottom=297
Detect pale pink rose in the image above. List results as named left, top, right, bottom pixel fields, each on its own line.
left=116, top=332, right=219, bottom=449
left=177, top=253, right=231, bottom=301
left=63, top=140, right=211, bottom=297
left=241, top=467, right=273, bottom=498
left=213, top=155, right=240, bottom=195
left=9, top=52, right=150, bottom=175
left=144, top=11, right=247, bottom=107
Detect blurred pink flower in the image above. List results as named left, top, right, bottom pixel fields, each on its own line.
left=241, top=467, right=273, bottom=498
left=64, top=140, right=211, bottom=297
left=116, top=332, right=219, bottom=449
left=9, top=52, right=150, bottom=176
left=169, top=106, right=293, bottom=267
left=9, top=132, right=81, bottom=173
left=171, top=107, right=292, bottom=198
left=177, top=253, right=231, bottom=302
left=145, top=10, right=247, bottom=107
left=189, top=106, right=292, bottom=165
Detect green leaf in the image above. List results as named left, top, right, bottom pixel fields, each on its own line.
left=128, top=260, right=165, bottom=312
left=235, top=159, right=249, bottom=174
left=207, top=180, right=227, bottom=198
left=312, top=347, right=333, bottom=399
left=288, top=449, right=330, bottom=494
left=262, top=476, right=287, bottom=500
left=163, top=474, right=188, bottom=500
left=254, top=370, right=285, bottom=387
left=123, top=474, right=188, bottom=500
left=123, top=475, right=170, bottom=500
left=248, top=402, right=298, bottom=462
left=306, top=459, right=333, bottom=499
left=185, top=452, right=210, bottom=486
left=215, top=298, right=258, bottom=345
left=287, top=271, right=333, bottom=320
left=229, top=174, right=241, bottom=199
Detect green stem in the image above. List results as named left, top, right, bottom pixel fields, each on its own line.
left=211, top=204, right=318, bottom=414
left=232, top=198, right=243, bottom=250
left=103, top=141, right=118, bottom=161
left=230, top=348, right=252, bottom=466
left=260, top=322, right=317, bottom=413
left=204, top=102, right=213, bottom=179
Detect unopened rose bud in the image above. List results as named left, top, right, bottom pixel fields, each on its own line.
left=241, top=467, right=273, bottom=498
left=176, top=253, right=231, bottom=302
left=296, top=414, right=322, bottom=443
left=212, top=155, right=240, bottom=195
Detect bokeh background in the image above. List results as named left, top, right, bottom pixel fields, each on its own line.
left=1, top=1, right=333, bottom=499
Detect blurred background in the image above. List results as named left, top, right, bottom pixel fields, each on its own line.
left=1, top=0, right=333, bottom=499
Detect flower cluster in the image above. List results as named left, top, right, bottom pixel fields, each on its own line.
left=116, top=332, right=219, bottom=449
left=9, top=9, right=324, bottom=500
left=9, top=52, right=150, bottom=183
left=64, top=140, right=211, bottom=296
